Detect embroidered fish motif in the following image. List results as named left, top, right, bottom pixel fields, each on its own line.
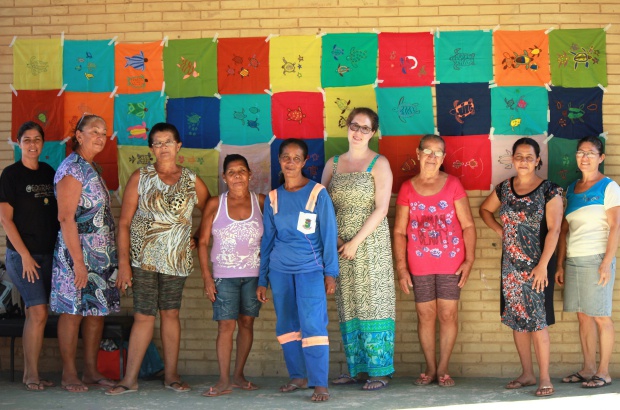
left=124, top=50, right=148, bottom=71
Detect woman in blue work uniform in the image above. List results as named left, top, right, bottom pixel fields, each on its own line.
left=257, top=138, right=339, bottom=403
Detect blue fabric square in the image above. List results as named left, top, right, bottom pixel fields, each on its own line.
left=436, top=83, right=491, bottom=136
left=166, top=97, right=220, bottom=148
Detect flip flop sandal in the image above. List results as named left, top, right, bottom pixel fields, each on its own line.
left=505, top=380, right=536, bottom=389
left=331, top=374, right=360, bottom=385
left=105, top=385, right=138, bottom=396
left=362, top=379, right=388, bottom=391
left=24, top=382, right=44, bottom=391
left=280, top=383, right=305, bottom=393
left=438, top=375, right=455, bottom=387
left=61, top=383, right=89, bottom=393
left=582, top=375, right=612, bottom=389
left=535, top=386, right=555, bottom=397
left=203, top=387, right=232, bottom=397
left=414, top=373, right=435, bottom=386
left=165, top=381, right=191, bottom=392
left=232, top=381, right=259, bottom=390
left=311, top=392, right=330, bottom=402
left=562, top=372, right=587, bottom=383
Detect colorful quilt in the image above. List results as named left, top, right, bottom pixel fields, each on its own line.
left=377, top=32, right=434, bottom=87
left=271, top=91, right=324, bottom=139
left=163, top=38, right=217, bottom=98
left=12, top=90, right=64, bottom=141
left=166, top=97, right=220, bottom=149
left=490, top=134, right=549, bottom=187
left=270, top=138, right=324, bottom=189
left=378, top=135, right=423, bottom=193
left=14, top=141, right=66, bottom=170
left=219, top=94, right=272, bottom=145
left=117, top=145, right=219, bottom=196
left=63, top=92, right=115, bottom=139
left=114, top=92, right=166, bottom=146
left=547, top=137, right=604, bottom=190
left=442, top=134, right=492, bottom=190
left=548, top=86, right=603, bottom=140
left=217, top=37, right=270, bottom=94
left=436, top=83, right=491, bottom=136
left=321, top=33, right=378, bottom=87
left=494, top=30, right=550, bottom=86
left=115, top=42, right=164, bottom=94
left=435, top=30, right=493, bottom=83
left=13, top=39, right=62, bottom=90
left=218, top=143, right=271, bottom=195
left=324, top=85, right=377, bottom=138
left=269, top=35, right=322, bottom=92
left=63, top=40, right=115, bottom=92
left=549, top=28, right=607, bottom=87
left=490, top=86, right=548, bottom=135
left=376, top=87, right=434, bottom=136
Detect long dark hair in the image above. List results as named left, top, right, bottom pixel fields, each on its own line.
left=278, top=138, right=308, bottom=186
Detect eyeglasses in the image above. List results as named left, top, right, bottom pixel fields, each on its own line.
left=152, top=140, right=177, bottom=148
left=576, top=150, right=600, bottom=158
left=513, top=155, right=536, bottom=163
left=348, top=122, right=373, bottom=134
left=421, top=148, right=445, bottom=157
left=279, top=155, right=305, bottom=164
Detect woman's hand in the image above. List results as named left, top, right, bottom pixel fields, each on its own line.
left=530, top=263, right=548, bottom=293
left=203, top=274, right=217, bottom=302
left=555, top=266, right=565, bottom=287
left=21, top=254, right=41, bottom=283
left=325, top=276, right=336, bottom=295
left=397, top=270, right=413, bottom=294
left=116, top=264, right=133, bottom=294
left=338, top=240, right=359, bottom=260
left=455, top=259, right=474, bottom=288
left=598, top=259, right=613, bottom=286
left=256, top=286, right=269, bottom=303
left=73, top=262, right=89, bottom=290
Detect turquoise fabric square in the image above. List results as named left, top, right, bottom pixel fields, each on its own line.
left=376, top=87, right=434, bottom=136
left=63, top=40, right=115, bottom=92
left=435, top=31, right=493, bottom=83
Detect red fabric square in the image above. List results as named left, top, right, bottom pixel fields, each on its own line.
left=271, top=92, right=324, bottom=139
left=217, top=37, right=269, bottom=94
left=379, top=135, right=422, bottom=193
left=12, top=90, right=64, bottom=141
left=378, top=32, right=435, bottom=87
left=442, top=135, right=491, bottom=190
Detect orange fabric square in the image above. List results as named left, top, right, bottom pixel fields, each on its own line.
left=115, top=42, right=164, bottom=94
left=494, top=30, right=550, bottom=86
left=378, top=135, right=422, bottom=193
left=63, top=92, right=115, bottom=139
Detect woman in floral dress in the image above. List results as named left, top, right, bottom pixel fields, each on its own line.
left=321, top=107, right=396, bottom=391
left=480, top=137, right=563, bottom=397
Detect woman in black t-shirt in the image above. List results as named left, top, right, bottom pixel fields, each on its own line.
left=0, top=121, right=59, bottom=391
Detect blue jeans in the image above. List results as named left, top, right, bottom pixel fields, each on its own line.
left=5, top=248, right=53, bottom=308
left=212, top=277, right=261, bottom=321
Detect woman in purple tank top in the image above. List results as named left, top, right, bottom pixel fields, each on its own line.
left=198, top=154, right=265, bottom=397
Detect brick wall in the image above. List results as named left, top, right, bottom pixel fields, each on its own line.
left=0, top=0, right=618, bottom=379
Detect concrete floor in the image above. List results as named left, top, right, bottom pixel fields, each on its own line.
left=1, top=373, right=619, bottom=410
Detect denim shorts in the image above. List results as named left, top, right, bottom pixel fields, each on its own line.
left=212, top=277, right=261, bottom=321
left=5, top=248, right=53, bottom=308
left=132, top=267, right=187, bottom=317
left=411, top=273, right=461, bottom=303
left=564, top=254, right=615, bottom=317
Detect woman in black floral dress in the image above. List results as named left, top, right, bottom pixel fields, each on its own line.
left=480, top=137, right=563, bottom=397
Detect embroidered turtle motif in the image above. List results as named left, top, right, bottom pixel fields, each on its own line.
left=449, top=48, right=475, bottom=70
left=346, top=47, right=367, bottom=68
left=127, top=75, right=148, bottom=89
left=517, top=97, right=527, bottom=109
left=282, top=57, right=296, bottom=75
left=26, top=56, right=48, bottom=75
left=239, top=67, right=250, bottom=78
left=233, top=108, right=246, bottom=125
left=392, top=97, right=420, bottom=123
left=249, top=107, right=260, bottom=114
left=226, top=65, right=235, bottom=76
left=504, top=98, right=515, bottom=110
left=124, top=51, right=148, bottom=71
left=331, top=44, right=344, bottom=61
left=287, top=106, right=306, bottom=124
left=450, top=99, right=475, bottom=124
left=232, top=54, right=243, bottom=65
left=127, top=101, right=148, bottom=119
left=567, top=102, right=585, bottom=123
left=335, top=98, right=351, bottom=114
left=247, top=118, right=259, bottom=131
left=510, top=116, right=521, bottom=131
left=570, top=47, right=595, bottom=70
left=177, top=57, right=200, bottom=80
left=37, top=112, right=48, bottom=124
left=248, top=54, right=260, bottom=69
left=336, top=64, right=350, bottom=77
left=498, top=149, right=513, bottom=169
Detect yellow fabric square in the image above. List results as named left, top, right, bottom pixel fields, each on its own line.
left=269, top=36, right=321, bottom=92
left=13, top=39, right=63, bottom=90
left=324, top=85, right=377, bottom=137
